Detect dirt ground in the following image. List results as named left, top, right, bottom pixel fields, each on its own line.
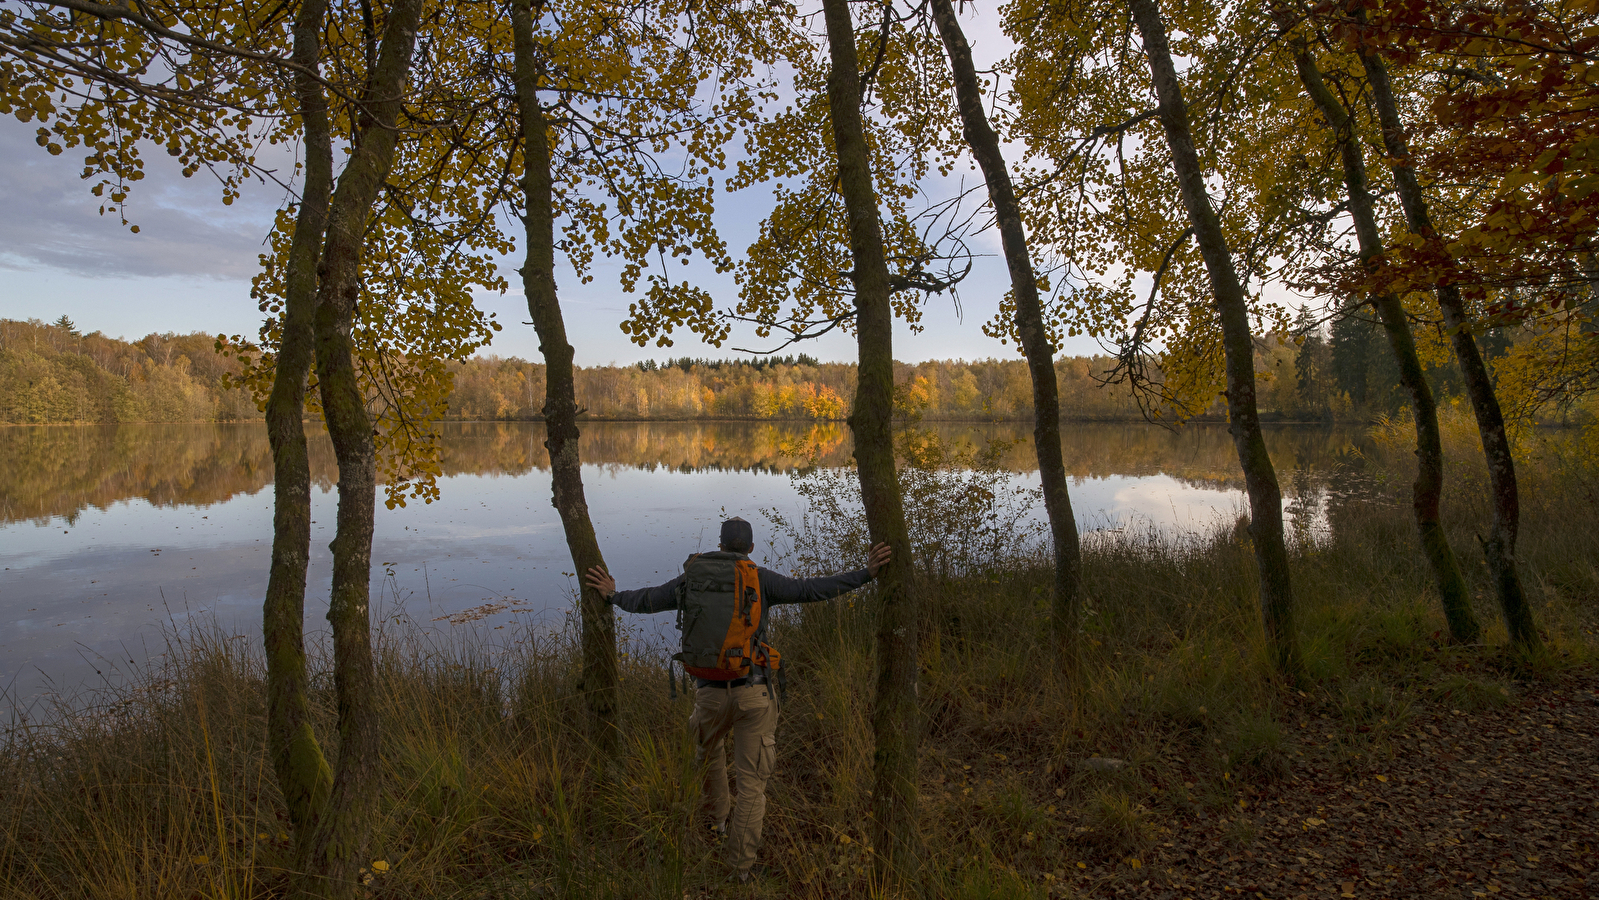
left=1073, top=673, right=1599, bottom=900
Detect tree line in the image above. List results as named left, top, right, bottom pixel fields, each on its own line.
left=0, top=317, right=256, bottom=424
left=16, top=315, right=1582, bottom=426
left=4, top=0, right=1595, bottom=893
left=450, top=353, right=1148, bottom=420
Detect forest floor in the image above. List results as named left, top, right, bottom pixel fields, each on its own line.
left=1057, top=670, right=1599, bottom=900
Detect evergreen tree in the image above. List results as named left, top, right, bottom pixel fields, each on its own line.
left=1329, top=304, right=1375, bottom=407
left=1293, top=307, right=1329, bottom=415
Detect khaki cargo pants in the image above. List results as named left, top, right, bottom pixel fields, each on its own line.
left=689, top=681, right=777, bottom=875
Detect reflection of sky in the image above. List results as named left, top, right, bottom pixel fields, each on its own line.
left=1071, top=474, right=1248, bottom=536
left=0, top=461, right=1320, bottom=712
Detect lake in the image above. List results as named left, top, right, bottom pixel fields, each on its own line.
left=0, top=420, right=1372, bottom=712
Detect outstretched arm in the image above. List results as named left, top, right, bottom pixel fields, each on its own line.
left=585, top=565, right=682, bottom=614
left=760, top=542, right=894, bottom=606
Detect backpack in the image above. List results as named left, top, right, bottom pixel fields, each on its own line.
left=673, top=552, right=781, bottom=681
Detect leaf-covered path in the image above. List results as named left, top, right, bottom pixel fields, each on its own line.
left=1082, top=673, right=1599, bottom=899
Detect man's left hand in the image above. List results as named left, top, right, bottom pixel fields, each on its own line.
left=583, top=565, right=615, bottom=598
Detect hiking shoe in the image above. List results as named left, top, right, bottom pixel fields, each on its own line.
left=707, top=820, right=727, bottom=842
left=726, top=864, right=768, bottom=884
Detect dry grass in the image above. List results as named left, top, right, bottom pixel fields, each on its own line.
left=2, top=429, right=1596, bottom=899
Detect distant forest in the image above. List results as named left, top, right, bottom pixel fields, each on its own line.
left=2, top=315, right=1497, bottom=425
left=0, top=317, right=259, bottom=424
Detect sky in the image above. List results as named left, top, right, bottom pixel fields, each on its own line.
left=0, top=8, right=1109, bottom=367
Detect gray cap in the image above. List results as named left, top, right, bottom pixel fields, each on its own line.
left=720, top=516, right=753, bottom=550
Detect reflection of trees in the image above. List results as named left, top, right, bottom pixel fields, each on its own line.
left=0, top=424, right=321, bottom=524
left=1051, top=424, right=1365, bottom=491
left=2, top=421, right=1369, bottom=523
left=437, top=421, right=858, bottom=475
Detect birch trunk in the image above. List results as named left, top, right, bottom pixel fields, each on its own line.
left=264, top=0, right=334, bottom=861
left=1356, top=45, right=1541, bottom=651
left=1127, top=0, right=1303, bottom=677
left=511, top=0, right=618, bottom=753
left=820, top=0, right=921, bottom=882
left=930, top=0, right=1084, bottom=673
left=299, top=0, right=424, bottom=893
left=1282, top=32, right=1480, bottom=643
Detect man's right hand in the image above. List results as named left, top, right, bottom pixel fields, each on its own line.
left=866, top=542, right=893, bottom=578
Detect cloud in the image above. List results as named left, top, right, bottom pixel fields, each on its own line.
left=0, top=118, right=284, bottom=281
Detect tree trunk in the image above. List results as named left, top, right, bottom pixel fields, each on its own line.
left=1282, top=29, right=1480, bottom=643
left=299, top=0, right=425, bottom=894
left=820, top=0, right=921, bottom=883
left=1127, top=0, right=1303, bottom=677
left=930, top=0, right=1083, bottom=673
left=265, top=0, right=334, bottom=862
left=1355, top=42, right=1542, bottom=652
left=511, top=0, right=618, bottom=754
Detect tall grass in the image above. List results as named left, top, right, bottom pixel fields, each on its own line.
left=2, top=426, right=1595, bottom=899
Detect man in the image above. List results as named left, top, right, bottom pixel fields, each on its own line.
left=583, top=516, right=892, bottom=883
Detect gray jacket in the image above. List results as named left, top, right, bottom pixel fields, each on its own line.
left=609, top=556, right=873, bottom=615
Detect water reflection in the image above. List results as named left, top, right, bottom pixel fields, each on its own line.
left=0, top=421, right=1370, bottom=525
left=0, top=424, right=279, bottom=525
left=0, top=421, right=1368, bottom=711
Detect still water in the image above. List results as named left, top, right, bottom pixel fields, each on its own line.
left=0, top=421, right=1368, bottom=710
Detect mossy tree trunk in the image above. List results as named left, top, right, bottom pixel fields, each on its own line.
left=820, top=0, right=921, bottom=884
left=511, top=0, right=618, bottom=753
left=264, top=0, right=334, bottom=864
left=1282, top=29, right=1480, bottom=643
left=1355, top=43, right=1541, bottom=652
left=930, top=0, right=1083, bottom=673
left=298, top=0, right=425, bottom=894
left=1128, top=0, right=1303, bottom=678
